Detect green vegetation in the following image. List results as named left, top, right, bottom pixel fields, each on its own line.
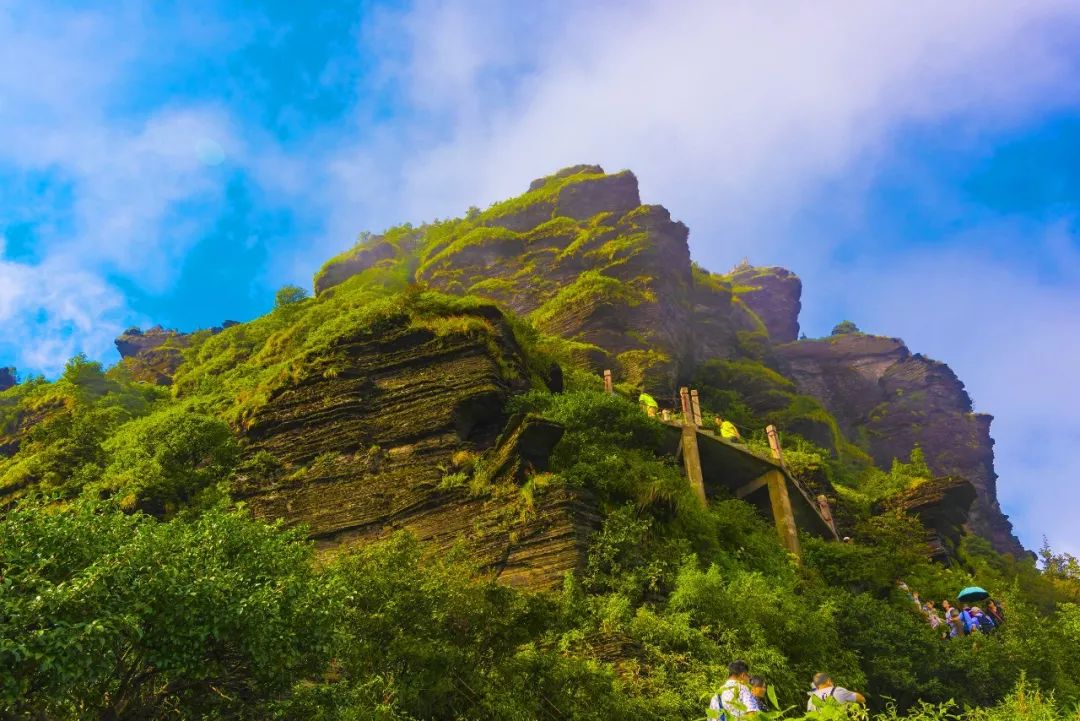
left=4, top=387, right=1080, bottom=719
left=0, top=355, right=167, bottom=501
left=275, top=284, right=310, bottom=308
left=693, top=358, right=842, bottom=453
left=3, top=167, right=1079, bottom=719
left=3, top=354, right=1080, bottom=719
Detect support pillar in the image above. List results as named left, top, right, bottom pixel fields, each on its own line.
left=681, top=423, right=707, bottom=507
left=764, top=425, right=801, bottom=559
left=603, top=369, right=613, bottom=394
left=765, top=469, right=801, bottom=558
left=690, top=389, right=703, bottom=427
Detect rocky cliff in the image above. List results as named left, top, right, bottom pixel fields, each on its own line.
left=0, top=368, right=15, bottom=393
left=777, top=333, right=1023, bottom=556
left=115, top=322, right=237, bottom=385
left=227, top=300, right=598, bottom=589
left=727, top=264, right=802, bottom=344
left=876, top=476, right=979, bottom=564
left=314, top=164, right=1022, bottom=557
left=316, top=166, right=761, bottom=398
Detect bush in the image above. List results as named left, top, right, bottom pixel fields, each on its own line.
left=275, top=284, right=309, bottom=308
left=0, top=499, right=334, bottom=720
left=97, top=407, right=239, bottom=514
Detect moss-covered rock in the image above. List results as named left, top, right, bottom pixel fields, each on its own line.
left=875, top=476, right=978, bottom=563
left=229, top=300, right=597, bottom=590
left=725, top=263, right=802, bottom=343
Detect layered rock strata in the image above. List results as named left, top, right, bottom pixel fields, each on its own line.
left=876, top=476, right=978, bottom=563
left=232, top=304, right=598, bottom=589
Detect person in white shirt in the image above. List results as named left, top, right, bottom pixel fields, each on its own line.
left=709, top=660, right=758, bottom=719
left=807, top=672, right=865, bottom=712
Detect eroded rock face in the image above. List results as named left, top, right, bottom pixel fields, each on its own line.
left=316, top=166, right=761, bottom=394
left=115, top=326, right=189, bottom=385
left=876, top=477, right=978, bottom=563
left=312, top=164, right=1023, bottom=556
left=728, top=265, right=802, bottom=343
left=234, top=304, right=598, bottom=590
left=0, top=368, right=15, bottom=392
left=778, top=333, right=1024, bottom=556
left=115, top=322, right=238, bottom=385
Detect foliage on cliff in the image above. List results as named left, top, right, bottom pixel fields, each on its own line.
left=1, top=165, right=1074, bottom=719
left=4, top=385, right=1080, bottom=719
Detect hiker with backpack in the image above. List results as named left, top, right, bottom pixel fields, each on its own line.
left=807, top=672, right=865, bottom=712
left=971, top=606, right=997, bottom=633
left=960, top=605, right=981, bottom=634
left=708, top=660, right=758, bottom=719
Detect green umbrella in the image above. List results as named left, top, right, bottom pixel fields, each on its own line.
left=958, top=586, right=989, bottom=602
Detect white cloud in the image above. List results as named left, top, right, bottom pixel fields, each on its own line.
left=338, top=0, right=1079, bottom=249
left=0, top=6, right=243, bottom=369
left=0, top=258, right=127, bottom=376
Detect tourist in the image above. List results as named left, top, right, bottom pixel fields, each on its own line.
left=716, top=416, right=743, bottom=443
left=638, top=390, right=659, bottom=417
left=971, top=606, right=996, bottom=633
left=807, top=673, right=865, bottom=712
left=942, top=601, right=964, bottom=638
left=960, top=605, right=981, bottom=634
left=924, top=600, right=943, bottom=631
left=710, top=660, right=758, bottom=719
left=748, top=676, right=769, bottom=712
left=987, top=600, right=1006, bottom=626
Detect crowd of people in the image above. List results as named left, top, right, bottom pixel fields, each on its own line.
left=705, top=588, right=1003, bottom=720
left=708, top=661, right=865, bottom=719
left=897, top=581, right=1006, bottom=639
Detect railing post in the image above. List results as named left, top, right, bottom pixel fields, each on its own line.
left=764, top=425, right=801, bottom=560
left=681, top=424, right=707, bottom=506
left=690, top=389, right=703, bottom=428
left=679, top=387, right=693, bottom=426
left=603, top=369, right=613, bottom=394
left=766, top=424, right=784, bottom=465
left=816, top=494, right=838, bottom=537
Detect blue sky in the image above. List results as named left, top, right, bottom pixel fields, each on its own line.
left=1, top=0, right=1078, bottom=555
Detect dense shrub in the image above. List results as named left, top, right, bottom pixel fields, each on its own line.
left=0, top=500, right=334, bottom=720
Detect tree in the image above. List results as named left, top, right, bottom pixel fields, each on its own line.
left=274, top=284, right=309, bottom=309
left=0, top=500, right=335, bottom=720
left=100, top=407, right=239, bottom=515
left=1040, top=539, right=1080, bottom=580
left=831, top=320, right=861, bottom=336
left=61, top=353, right=111, bottom=397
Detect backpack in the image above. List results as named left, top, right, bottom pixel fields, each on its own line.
left=707, top=694, right=726, bottom=721
left=977, top=613, right=996, bottom=633
left=810, top=686, right=837, bottom=709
